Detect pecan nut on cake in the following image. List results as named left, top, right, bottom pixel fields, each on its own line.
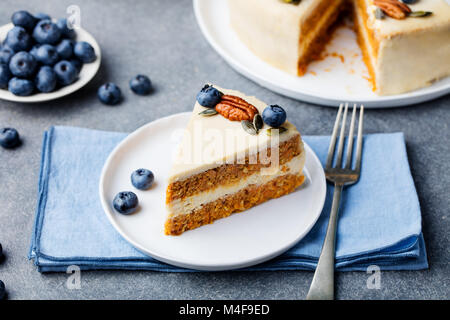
left=164, top=85, right=305, bottom=235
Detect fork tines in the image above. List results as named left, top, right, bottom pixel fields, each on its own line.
left=326, top=103, right=364, bottom=173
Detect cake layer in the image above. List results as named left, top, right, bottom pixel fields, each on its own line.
left=166, top=134, right=302, bottom=203
left=165, top=173, right=305, bottom=235
left=167, top=152, right=305, bottom=218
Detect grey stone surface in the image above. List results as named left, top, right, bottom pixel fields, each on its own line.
left=0, top=0, right=449, bottom=300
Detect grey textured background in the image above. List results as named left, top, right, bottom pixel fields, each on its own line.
left=0, top=0, right=449, bottom=300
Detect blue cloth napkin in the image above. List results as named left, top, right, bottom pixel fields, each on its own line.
left=29, top=126, right=428, bottom=272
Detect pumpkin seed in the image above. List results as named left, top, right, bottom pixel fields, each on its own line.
left=266, top=127, right=287, bottom=136
left=198, top=109, right=218, bottom=117
left=241, top=120, right=258, bottom=135
left=409, top=11, right=433, bottom=17
left=253, top=114, right=263, bottom=131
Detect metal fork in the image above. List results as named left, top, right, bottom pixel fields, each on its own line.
left=306, top=103, right=364, bottom=300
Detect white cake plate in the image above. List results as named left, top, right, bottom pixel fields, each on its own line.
left=193, top=0, right=450, bottom=108
left=99, top=112, right=326, bottom=271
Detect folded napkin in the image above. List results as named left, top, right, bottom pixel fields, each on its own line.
left=29, top=126, right=428, bottom=272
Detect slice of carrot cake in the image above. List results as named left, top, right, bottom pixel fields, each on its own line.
left=164, top=85, right=306, bottom=235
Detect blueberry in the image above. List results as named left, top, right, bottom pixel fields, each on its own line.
left=0, top=64, right=12, bottom=89
left=0, top=128, right=21, bottom=148
left=129, top=75, right=152, bottom=95
left=196, top=84, right=222, bottom=108
left=69, top=58, right=83, bottom=74
left=262, top=105, right=287, bottom=128
left=56, top=39, right=74, bottom=59
left=98, top=83, right=122, bottom=105
left=53, top=60, right=77, bottom=86
left=32, top=20, right=61, bottom=45
left=73, top=41, right=96, bottom=63
left=8, top=77, right=34, bottom=96
left=4, top=26, right=32, bottom=52
left=11, top=10, right=37, bottom=31
left=35, top=44, right=59, bottom=66
left=0, top=46, right=15, bottom=65
left=401, top=0, right=417, bottom=4
left=56, top=18, right=76, bottom=39
left=9, top=51, right=37, bottom=78
left=131, top=169, right=154, bottom=190
left=35, top=66, right=57, bottom=93
left=0, top=243, right=3, bottom=260
left=113, top=191, right=139, bottom=215
left=0, top=280, right=5, bottom=300
left=35, top=13, right=51, bottom=21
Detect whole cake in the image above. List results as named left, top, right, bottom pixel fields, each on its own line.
left=228, top=0, right=450, bottom=95
left=165, top=85, right=305, bottom=235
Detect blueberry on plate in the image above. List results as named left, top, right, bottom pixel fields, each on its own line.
left=129, top=75, right=152, bottom=95
left=262, top=105, right=287, bottom=128
left=0, top=64, right=12, bottom=89
left=69, top=58, right=83, bottom=74
left=8, top=77, right=34, bottom=96
left=0, top=280, right=5, bottom=300
left=11, top=10, right=37, bottom=31
left=98, top=82, right=122, bottom=105
left=56, top=18, right=76, bottom=39
left=113, top=191, right=139, bottom=215
left=73, top=41, right=96, bottom=63
left=56, top=39, right=74, bottom=60
left=4, top=26, right=32, bottom=52
left=35, top=44, right=59, bottom=66
left=196, top=84, right=222, bottom=108
left=35, top=66, right=57, bottom=93
left=131, top=168, right=154, bottom=190
left=32, top=20, right=61, bottom=45
left=0, top=128, right=21, bottom=148
left=54, top=60, right=77, bottom=86
left=9, top=51, right=37, bottom=78
left=0, top=46, right=15, bottom=65
left=35, top=13, right=51, bottom=21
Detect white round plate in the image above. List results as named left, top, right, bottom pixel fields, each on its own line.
left=99, top=112, right=326, bottom=271
left=0, top=22, right=101, bottom=103
left=193, top=0, right=450, bottom=108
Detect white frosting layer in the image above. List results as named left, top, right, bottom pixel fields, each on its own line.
left=167, top=152, right=305, bottom=217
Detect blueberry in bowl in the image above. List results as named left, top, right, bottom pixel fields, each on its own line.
left=35, top=44, right=59, bottom=66
left=32, top=19, right=61, bottom=45
left=53, top=60, right=77, bottom=86
left=11, top=10, right=37, bottom=31
left=196, top=84, right=223, bottom=108
left=98, top=82, right=122, bottom=105
left=35, top=65, right=57, bottom=93
left=0, top=46, right=15, bottom=65
left=74, top=41, right=96, bottom=63
left=69, top=58, right=83, bottom=74
left=262, top=105, right=287, bottom=128
left=56, top=39, right=74, bottom=60
left=4, top=26, right=32, bottom=52
left=9, top=51, right=37, bottom=78
left=8, top=77, right=34, bottom=96
left=56, top=18, right=76, bottom=39
left=0, top=127, right=21, bottom=148
left=131, top=168, right=154, bottom=190
left=0, top=64, right=11, bottom=89
left=34, top=13, right=51, bottom=21
left=113, top=191, right=139, bottom=215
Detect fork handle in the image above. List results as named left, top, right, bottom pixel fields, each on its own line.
left=306, top=183, right=343, bottom=300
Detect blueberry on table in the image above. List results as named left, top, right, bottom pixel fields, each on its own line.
left=129, top=75, right=152, bottom=95
left=56, top=18, right=76, bottom=39
left=0, top=280, right=5, bottom=300
left=35, top=66, right=57, bottom=93
left=74, top=41, right=96, bottom=63
left=196, top=84, right=223, bottom=108
left=262, top=105, right=287, bottom=128
left=11, top=10, right=37, bottom=31
left=113, top=191, right=139, bottom=215
left=54, top=60, right=77, bottom=86
left=35, top=44, right=59, bottom=66
left=9, top=51, right=37, bottom=78
left=33, top=20, right=61, bottom=45
left=56, top=39, right=74, bottom=60
left=0, top=243, right=3, bottom=259
left=131, top=169, right=154, bottom=190
left=98, top=83, right=122, bottom=105
left=0, top=64, right=12, bottom=89
left=0, top=128, right=21, bottom=148
left=35, top=13, right=51, bottom=21
left=4, top=26, right=32, bottom=52
left=8, top=77, right=34, bottom=96
left=0, top=47, right=15, bottom=65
